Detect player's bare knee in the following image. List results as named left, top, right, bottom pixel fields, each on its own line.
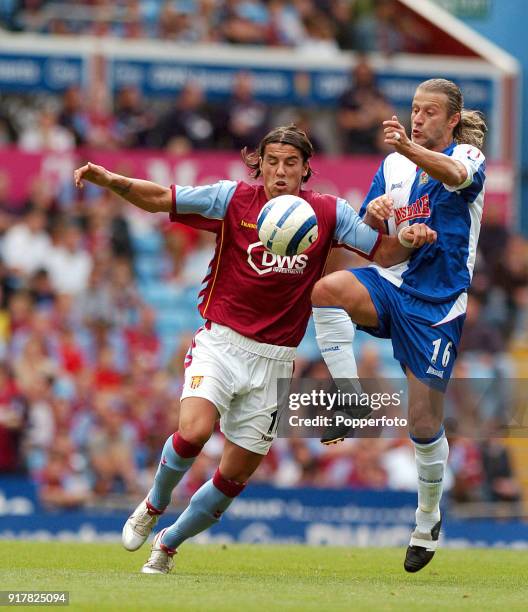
left=311, top=274, right=342, bottom=307
left=177, top=419, right=213, bottom=447
left=409, top=412, right=441, bottom=441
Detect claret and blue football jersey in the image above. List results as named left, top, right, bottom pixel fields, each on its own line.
left=170, top=180, right=381, bottom=347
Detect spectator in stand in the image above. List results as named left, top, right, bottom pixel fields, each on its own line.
left=353, top=0, right=427, bottom=55
left=0, top=284, right=8, bottom=356
left=330, top=0, right=358, bottom=50
left=18, top=108, right=75, bottom=153
left=85, top=88, right=118, bottom=150
left=109, top=258, right=141, bottom=326
left=196, top=0, right=224, bottom=42
left=88, top=392, right=140, bottom=496
left=29, top=269, right=55, bottom=308
left=23, top=373, right=56, bottom=473
left=178, top=231, right=216, bottom=287
left=299, top=12, right=340, bottom=57
left=276, top=110, right=326, bottom=153
left=58, top=86, right=89, bottom=147
left=219, top=0, right=270, bottom=45
left=147, top=82, right=216, bottom=152
left=0, top=0, right=19, bottom=31
left=93, top=344, right=123, bottom=392
left=119, top=0, right=147, bottom=39
left=459, top=294, right=505, bottom=355
left=114, top=86, right=155, bottom=149
left=45, top=220, right=93, bottom=296
left=480, top=437, right=522, bottom=503
left=347, top=439, right=388, bottom=489
left=124, top=305, right=161, bottom=372
left=447, top=428, right=484, bottom=503
left=20, top=176, right=59, bottom=219
left=478, top=204, right=510, bottom=271
left=0, top=108, right=18, bottom=146
left=0, top=172, right=16, bottom=228
left=337, top=57, right=394, bottom=155
left=108, top=198, right=135, bottom=261
left=160, top=3, right=205, bottom=43
left=0, top=362, right=26, bottom=473
left=82, top=194, right=134, bottom=268
left=216, top=71, right=269, bottom=151
left=77, top=261, right=116, bottom=328
left=267, top=0, right=306, bottom=47
left=14, top=333, right=57, bottom=395
left=57, top=326, right=86, bottom=377
left=38, top=435, right=93, bottom=508
left=13, top=0, right=46, bottom=33
left=5, top=290, right=33, bottom=344
left=490, top=235, right=528, bottom=341
left=1, top=208, right=51, bottom=284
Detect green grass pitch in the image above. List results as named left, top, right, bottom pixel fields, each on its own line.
left=1, top=541, right=527, bottom=611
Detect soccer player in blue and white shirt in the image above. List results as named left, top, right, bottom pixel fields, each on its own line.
left=312, top=79, right=487, bottom=572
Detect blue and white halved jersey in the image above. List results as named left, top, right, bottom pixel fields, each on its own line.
left=360, top=142, right=486, bottom=303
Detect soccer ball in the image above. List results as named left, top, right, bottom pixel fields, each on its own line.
left=257, top=194, right=318, bottom=256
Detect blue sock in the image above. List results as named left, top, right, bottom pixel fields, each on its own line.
left=161, top=469, right=246, bottom=550
left=148, top=433, right=202, bottom=512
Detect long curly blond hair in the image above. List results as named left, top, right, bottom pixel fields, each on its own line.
left=418, top=78, right=487, bottom=149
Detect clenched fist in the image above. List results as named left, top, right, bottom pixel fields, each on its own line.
left=366, top=195, right=394, bottom=222
left=399, top=223, right=437, bottom=248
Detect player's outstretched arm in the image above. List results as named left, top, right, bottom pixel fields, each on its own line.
left=373, top=223, right=437, bottom=267
left=74, top=162, right=172, bottom=214
left=382, top=115, right=468, bottom=188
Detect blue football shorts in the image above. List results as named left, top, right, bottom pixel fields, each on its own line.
left=351, top=267, right=466, bottom=392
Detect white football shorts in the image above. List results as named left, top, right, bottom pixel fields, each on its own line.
left=181, top=322, right=295, bottom=455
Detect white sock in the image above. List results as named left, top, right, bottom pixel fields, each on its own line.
left=413, top=431, right=449, bottom=532
left=313, top=307, right=362, bottom=393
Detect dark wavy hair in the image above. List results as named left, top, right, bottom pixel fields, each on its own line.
left=241, top=124, right=314, bottom=183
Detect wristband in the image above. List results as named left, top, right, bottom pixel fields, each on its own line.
left=398, top=226, right=415, bottom=249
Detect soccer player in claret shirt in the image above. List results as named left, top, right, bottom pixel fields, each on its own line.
left=74, top=125, right=436, bottom=574
left=312, top=79, right=487, bottom=572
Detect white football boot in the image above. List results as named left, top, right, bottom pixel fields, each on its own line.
left=141, top=529, right=176, bottom=574
left=122, top=498, right=161, bottom=552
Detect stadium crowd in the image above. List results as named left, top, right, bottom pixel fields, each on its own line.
left=0, top=57, right=397, bottom=158
left=1, top=0, right=427, bottom=54
left=0, top=0, right=524, bottom=513
left=0, top=153, right=525, bottom=510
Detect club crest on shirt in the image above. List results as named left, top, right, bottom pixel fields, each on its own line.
left=419, top=171, right=430, bottom=185
left=190, top=376, right=204, bottom=389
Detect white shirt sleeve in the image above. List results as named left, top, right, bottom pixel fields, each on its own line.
left=444, top=144, right=486, bottom=192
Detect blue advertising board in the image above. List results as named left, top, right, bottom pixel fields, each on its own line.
left=0, top=48, right=494, bottom=118
left=0, top=53, right=84, bottom=92
left=109, top=58, right=494, bottom=115
left=1, top=477, right=527, bottom=548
